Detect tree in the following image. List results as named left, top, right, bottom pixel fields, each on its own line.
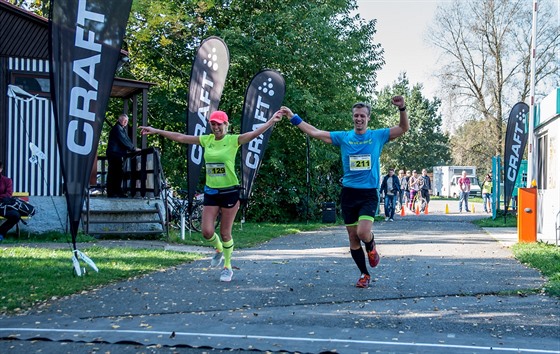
left=123, top=0, right=384, bottom=221
left=208, top=0, right=383, bottom=221
left=449, top=119, right=497, bottom=177
left=8, top=0, right=49, bottom=16
left=374, top=75, right=451, bottom=173
left=428, top=0, right=560, bottom=157
left=122, top=0, right=217, bottom=189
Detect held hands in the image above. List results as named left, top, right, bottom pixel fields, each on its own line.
left=270, top=110, right=284, bottom=123
left=279, top=106, right=294, bottom=119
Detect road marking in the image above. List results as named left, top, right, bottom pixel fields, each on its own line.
left=1, top=328, right=558, bottom=353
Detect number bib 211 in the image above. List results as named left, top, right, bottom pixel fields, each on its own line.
left=349, top=154, right=371, bottom=171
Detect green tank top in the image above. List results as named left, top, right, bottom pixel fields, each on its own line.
left=199, top=134, right=240, bottom=189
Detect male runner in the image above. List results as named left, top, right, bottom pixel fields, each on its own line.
left=282, top=97, right=409, bottom=287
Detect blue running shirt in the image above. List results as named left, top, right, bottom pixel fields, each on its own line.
left=330, top=129, right=390, bottom=189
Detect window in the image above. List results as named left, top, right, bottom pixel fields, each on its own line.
left=537, top=134, right=548, bottom=189
left=11, top=73, right=50, bottom=97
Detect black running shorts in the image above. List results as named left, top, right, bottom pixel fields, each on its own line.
left=340, top=187, right=379, bottom=225
left=203, top=187, right=240, bottom=208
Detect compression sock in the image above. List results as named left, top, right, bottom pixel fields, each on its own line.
left=222, top=239, right=234, bottom=269
left=364, top=232, right=375, bottom=253
left=207, top=233, right=223, bottom=252
left=350, top=248, right=369, bottom=275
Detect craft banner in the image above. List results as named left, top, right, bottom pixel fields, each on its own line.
left=186, top=37, right=229, bottom=211
left=503, top=102, right=530, bottom=213
left=49, top=0, right=132, bottom=250
left=240, top=70, right=285, bottom=202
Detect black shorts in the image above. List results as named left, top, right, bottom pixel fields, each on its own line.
left=340, top=187, right=379, bottom=225
left=203, top=186, right=240, bottom=208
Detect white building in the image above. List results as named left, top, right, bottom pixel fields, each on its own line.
left=534, top=87, right=559, bottom=244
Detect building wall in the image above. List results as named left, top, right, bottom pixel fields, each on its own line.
left=5, top=56, right=63, bottom=196
left=535, top=88, right=559, bottom=243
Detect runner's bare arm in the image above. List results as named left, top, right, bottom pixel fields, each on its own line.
left=280, top=106, right=332, bottom=144
left=139, top=126, right=201, bottom=145
left=389, top=95, right=409, bottom=140
left=238, top=110, right=283, bottom=145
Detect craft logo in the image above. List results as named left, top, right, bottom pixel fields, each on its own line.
left=503, top=101, right=530, bottom=210
left=244, top=77, right=276, bottom=169
left=506, top=107, right=527, bottom=183
left=190, top=47, right=221, bottom=165
left=66, top=1, right=105, bottom=155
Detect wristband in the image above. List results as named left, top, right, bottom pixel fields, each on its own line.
left=290, top=114, right=303, bottom=126
left=398, top=106, right=406, bottom=112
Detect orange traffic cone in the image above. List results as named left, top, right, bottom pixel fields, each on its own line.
left=424, top=204, right=429, bottom=214
left=400, top=206, right=405, bottom=217
left=415, top=205, right=420, bottom=215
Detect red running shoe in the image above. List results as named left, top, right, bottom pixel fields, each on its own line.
left=368, top=241, right=380, bottom=268
left=356, top=274, right=370, bottom=288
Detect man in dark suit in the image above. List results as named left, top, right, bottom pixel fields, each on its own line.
left=106, top=114, right=139, bottom=198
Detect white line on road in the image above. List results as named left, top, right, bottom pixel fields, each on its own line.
left=1, top=328, right=558, bottom=353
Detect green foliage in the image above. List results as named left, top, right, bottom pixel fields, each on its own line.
left=120, top=0, right=384, bottom=221
left=374, top=75, right=452, bottom=173
left=450, top=118, right=502, bottom=177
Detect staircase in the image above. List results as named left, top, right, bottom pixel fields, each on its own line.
left=83, top=148, right=168, bottom=237
left=82, top=196, right=166, bottom=237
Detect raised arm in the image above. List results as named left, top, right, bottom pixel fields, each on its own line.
left=388, top=95, right=409, bottom=140
left=281, top=106, right=332, bottom=144
left=238, top=110, right=283, bottom=145
left=139, top=126, right=200, bottom=145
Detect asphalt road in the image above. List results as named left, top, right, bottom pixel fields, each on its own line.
left=0, top=200, right=558, bottom=354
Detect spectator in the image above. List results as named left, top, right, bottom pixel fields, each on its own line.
left=0, top=162, right=21, bottom=241
left=458, top=170, right=471, bottom=212
left=398, top=169, right=408, bottom=207
left=482, top=173, right=493, bottom=213
left=420, top=168, right=432, bottom=206
left=106, top=114, right=140, bottom=198
left=380, top=168, right=400, bottom=221
left=408, top=170, right=421, bottom=209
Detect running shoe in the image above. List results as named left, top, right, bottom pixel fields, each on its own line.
left=367, top=240, right=380, bottom=268
left=220, top=267, right=233, bottom=282
left=211, top=251, right=224, bottom=267
left=356, top=274, right=370, bottom=288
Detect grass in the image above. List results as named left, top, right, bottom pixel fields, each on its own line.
left=472, top=212, right=517, bottom=227
left=0, top=246, right=201, bottom=313
left=512, top=242, right=560, bottom=297
left=0, top=231, right=99, bottom=244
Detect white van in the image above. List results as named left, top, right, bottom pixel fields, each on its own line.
left=450, top=175, right=481, bottom=198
